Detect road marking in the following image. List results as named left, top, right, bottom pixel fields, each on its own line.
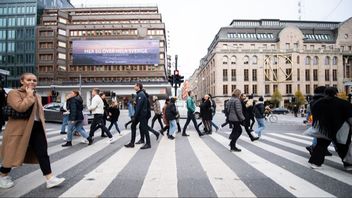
left=210, top=133, right=335, bottom=197
left=60, top=144, right=140, bottom=197
left=138, top=135, right=178, bottom=197
left=286, top=133, right=313, bottom=141
left=0, top=133, right=128, bottom=197
left=242, top=136, right=352, bottom=186
left=188, top=134, right=255, bottom=197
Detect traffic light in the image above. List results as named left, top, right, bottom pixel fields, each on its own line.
left=175, top=74, right=184, bottom=86
left=168, top=75, right=174, bottom=86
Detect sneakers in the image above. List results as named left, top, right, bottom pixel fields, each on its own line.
left=0, top=176, right=14, bottom=189
left=61, top=141, right=72, bottom=147
left=230, top=147, right=242, bottom=152
left=60, top=131, right=67, bottom=135
left=309, top=163, right=322, bottom=169
left=140, top=144, right=151, bottom=149
left=46, top=176, right=65, bottom=189
left=81, top=139, right=89, bottom=144
left=124, top=143, right=134, bottom=148
left=107, top=136, right=116, bottom=144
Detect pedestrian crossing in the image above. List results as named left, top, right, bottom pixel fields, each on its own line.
left=0, top=128, right=351, bottom=197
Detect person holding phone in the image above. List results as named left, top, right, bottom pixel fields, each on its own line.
left=0, top=73, right=65, bottom=189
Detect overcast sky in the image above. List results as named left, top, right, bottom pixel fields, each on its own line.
left=71, top=0, right=352, bottom=78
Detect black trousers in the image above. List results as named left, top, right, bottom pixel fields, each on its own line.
left=151, top=114, right=163, bottom=129
left=229, top=121, right=242, bottom=149
left=89, top=114, right=112, bottom=138
left=182, top=112, right=202, bottom=135
left=249, top=117, right=255, bottom=129
left=130, top=118, right=150, bottom=145
left=0, top=121, right=52, bottom=175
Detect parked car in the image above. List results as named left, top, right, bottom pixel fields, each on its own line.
left=272, top=107, right=289, bottom=115
left=175, top=100, right=200, bottom=119
left=43, top=102, right=93, bottom=123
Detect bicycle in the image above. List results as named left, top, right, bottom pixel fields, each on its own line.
left=265, top=113, right=278, bottom=123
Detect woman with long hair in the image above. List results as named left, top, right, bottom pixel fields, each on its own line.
left=108, top=100, right=121, bottom=135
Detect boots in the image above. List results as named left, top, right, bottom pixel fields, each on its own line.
left=61, top=141, right=72, bottom=147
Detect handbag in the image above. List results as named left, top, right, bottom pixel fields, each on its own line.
left=2, top=105, right=34, bottom=119
left=336, top=121, right=350, bottom=144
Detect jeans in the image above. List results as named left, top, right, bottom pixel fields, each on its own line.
left=169, top=120, right=177, bottom=137
left=60, top=114, right=69, bottom=132
left=183, top=112, right=202, bottom=135
left=67, top=120, right=89, bottom=141
left=108, top=121, right=121, bottom=133
left=255, top=118, right=265, bottom=137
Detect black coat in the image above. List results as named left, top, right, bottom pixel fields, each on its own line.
left=200, top=100, right=212, bottom=120
left=254, top=103, right=265, bottom=119
left=67, top=96, right=84, bottom=121
left=166, top=102, right=177, bottom=121
left=134, top=89, right=148, bottom=120
left=108, top=106, right=120, bottom=122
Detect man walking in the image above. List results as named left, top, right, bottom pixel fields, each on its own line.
left=125, top=83, right=151, bottom=149
left=151, top=96, right=163, bottom=130
left=87, top=88, right=114, bottom=145
left=182, top=91, right=204, bottom=137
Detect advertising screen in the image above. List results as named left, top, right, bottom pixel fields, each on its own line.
left=72, top=40, right=160, bottom=65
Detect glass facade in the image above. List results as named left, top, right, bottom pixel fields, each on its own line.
left=0, top=0, right=73, bottom=87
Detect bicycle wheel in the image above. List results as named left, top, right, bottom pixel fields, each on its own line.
left=269, top=115, right=278, bottom=123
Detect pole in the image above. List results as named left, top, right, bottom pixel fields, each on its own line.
left=79, top=74, right=82, bottom=93
left=174, top=55, right=178, bottom=97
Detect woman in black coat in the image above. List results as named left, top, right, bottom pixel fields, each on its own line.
left=107, top=100, right=121, bottom=135
left=200, top=95, right=212, bottom=134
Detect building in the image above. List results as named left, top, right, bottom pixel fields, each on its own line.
left=181, top=80, right=190, bottom=100
left=190, top=18, right=352, bottom=109
left=35, top=6, right=171, bottom=104
left=0, top=0, right=73, bottom=88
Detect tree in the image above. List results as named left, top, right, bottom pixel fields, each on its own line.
left=294, top=90, right=306, bottom=107
left=271, top=89, right=282, bottom=107
left=337, top=92, right=348, bottom=101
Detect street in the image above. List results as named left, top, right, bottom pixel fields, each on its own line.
left=0, top=111, right=351, bottom=197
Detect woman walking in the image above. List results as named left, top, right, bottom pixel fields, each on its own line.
left=108, top=100, right=121, bottom=135
left=253, top=96, right=265, bottom=138
left=200, top=95, right=212, bottom=134
left=226, top=89, right=245, bottom=152
left=159, top=98, right=170, bottom=135
left=0, top=73, right=65, bottom=189
left=166, top=97, right=178, bottom=140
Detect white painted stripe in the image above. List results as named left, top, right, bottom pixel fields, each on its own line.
left=242, top=136, right=352, bottom=186
left=0, top=130, right=60, bottom=141
left=286, top=133, right=313, bottom=141
left=138, top=136, right=178, bottom=197
left=60, top=143, right=140, bottom=197
left=0, top=133, right=128, bottom=197
left=211, top=133, right=335, bottom=197
left=188, top=134, right=255, bottom=197
left=268, top=133, right=336, bottom=155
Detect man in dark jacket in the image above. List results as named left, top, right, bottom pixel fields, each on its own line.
left=254, top=96, right=265, bottom=138
left=125, top=83, right=151, bottom=149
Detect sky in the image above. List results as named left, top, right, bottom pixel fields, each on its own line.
left=70, top=0, right=352, bottom=78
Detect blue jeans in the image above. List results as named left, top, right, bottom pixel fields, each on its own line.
left=60, top=114, right=69, bottom=132
left=67, top=120, right=89, bottom=142
left=108, top=121, right=121, bottom=133
left=255, top=118, right=265, bottom=137
left=169, top=120, right=177, bottom=137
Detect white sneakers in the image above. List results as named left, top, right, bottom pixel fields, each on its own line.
left=81, top=138, right=89, bottom=144
left=309, top=163, right=322, bottom=169
left=46, top=176, right=65, bottom=189
left=0, top=175, right=14, bottom=189
left=107, top=136, right=116, bottom=144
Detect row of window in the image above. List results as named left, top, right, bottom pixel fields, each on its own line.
left=0, top=28, right=35, bottom=39
left=227, top=33, right=275, bottom=40
left=221, top=55, right=339, bottom=65
left=0, top=5, right=36, bottom=15
left=222, top=84, right=338, bottom=95
left=38, top=77, right=165, bottom=84
left=0, top=17, right=36, bottom=27
left=69, top=20, right=161, bottom=25
left=69, top=29, right=138, bottom=37
left=68, top=65, right=164, bottom=72
left=71, top=10, right=158, bottom=16
left=0, top=54, right=34, bottom=64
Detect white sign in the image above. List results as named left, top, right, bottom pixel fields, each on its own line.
left=0, top=69, right=10, bottom=76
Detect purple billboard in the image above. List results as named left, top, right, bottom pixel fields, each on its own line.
left=72, top=40, right=160, bottom=65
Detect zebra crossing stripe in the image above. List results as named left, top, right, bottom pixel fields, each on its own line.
left=0, top=133, right=127, bottom=197
left=60, top=144, right=140, bottom=197
left=242, top=136, right=352, bottom=186
left=266, top=133, right=341, bottom=164
left=138, top=136, right=178, bottom=197
left=286, top=133, right=314, bottom=141
left=188, top=134, right=255, bottom=197
left=210, top=133, right=335, bottom=197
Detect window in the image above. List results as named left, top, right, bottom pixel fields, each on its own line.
left=273, top=84, right=278, bottom=92
left=243, top=55, right=249, bottom=64
left=286, top=84, right=292, bottom=94
left=231, top=85, right=236, bottom=93
left=265, top=69, right=270, bottom=81
left=39, top=54, right=53, bottom=61
left=252, top=55, right=257, bottom=64
left=252, top=85, right=257, bottom=94
left=8, top=18, right=15, bottom=26
left=313, top=56, right=319, bottom=65
left=297, top=69, right=300, bottom=81
left=285, top=43, right=290, bottom=49
left=58, top=18, right=67, bottom=24
left=294, top=43, right=298, bottom=49
left=244, top=85, right=249, bottom=94
left=231, top=56, right=236, bottom=64
left=325, top=56, right=330, bottom=65
left=7, top=42, right=15, bottom=52
left=305, top=69, right=310, bottom=81
left=313, top=69, right=318, bottom=81
left=231, top=69, right=236, bottom=81
left=58, top=41, right=66, bottom=48
left=306, top=84, right=311, bottom=94
left=252, top=69, right=257, bottom=81
left=286, top=69, right=292, bottom=80
left=333, top=56, right=338, bottom=65
left=265, top=85, right=270, bottom=95
left=223, top=69, right=228, bottom=81
left=7, top=30, right=15, bottom=39
left=0, top=30, right=5, bottom=39
left=223, top=85, right=228, bottom=95
left=222, top=56, right=228, bottom=64
left=244, top=69, right=249, bottom=81
left=273, top=69, right=278, bottom=81
left=39, top=42, right=53, bottom=49
left=58, top=53, right=66, bottom=60
left=58, top=29, right=66, bottom=36
left=286, top=56, right=292, bottom=64
left=333, top=69, right=337, bottom=81
left=305, top=56, right=311, bottom=65
left=314, top=84, right=318, bottom=91
left=273, top=55, right=278, bottom=65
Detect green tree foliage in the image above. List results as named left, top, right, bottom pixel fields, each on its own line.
left=337, top=92, right=348, bottom=101
left=294, top=90, right=306, bottom=106
left=271, top=89, right=282, bottom=107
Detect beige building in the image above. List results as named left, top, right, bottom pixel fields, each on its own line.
left=191, top=18, right=352, bottom=109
